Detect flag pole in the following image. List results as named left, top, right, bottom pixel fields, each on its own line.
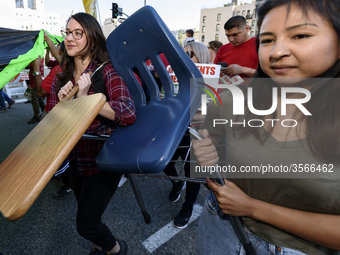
left=97, top=0, right=102, bottom=25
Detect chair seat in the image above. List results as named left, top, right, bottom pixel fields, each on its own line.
left=97, top=96, right=190, bottom=173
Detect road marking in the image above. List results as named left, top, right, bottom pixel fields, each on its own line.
left=142, top=204, right=203, bottom=254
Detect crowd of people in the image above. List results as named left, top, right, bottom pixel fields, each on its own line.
left=2, top=0, right=340, bottom=254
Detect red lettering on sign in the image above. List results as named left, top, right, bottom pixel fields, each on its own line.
left=199, top=66, right=205, bottom=74
left=171, top=75, right=178, bottom=83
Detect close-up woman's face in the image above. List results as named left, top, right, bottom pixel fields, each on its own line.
left=258, top=4, right=340, bottom=83
left=64, top=18, right=88, bottom=57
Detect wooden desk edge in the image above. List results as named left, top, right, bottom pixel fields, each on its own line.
left=2, top=93, right=106, bottom=221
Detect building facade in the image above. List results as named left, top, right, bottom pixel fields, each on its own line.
left=102, top=18, right=116, bottom=38
left=0, top=0, right=62, bottom=35
left=199, top=0, right=256, bottom=45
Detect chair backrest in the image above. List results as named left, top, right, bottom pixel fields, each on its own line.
left=96, top=6, right=204, bottom=174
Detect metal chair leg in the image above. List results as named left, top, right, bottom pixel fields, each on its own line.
left=127, top=173, right=151, bottom=224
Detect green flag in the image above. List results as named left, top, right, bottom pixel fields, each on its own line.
left=0, top=30, right=63, bottom=89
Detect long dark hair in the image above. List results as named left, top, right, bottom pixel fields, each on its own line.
left=235, top=0, right=340, bottom=164
left=57, top=12, right=109, bottom=92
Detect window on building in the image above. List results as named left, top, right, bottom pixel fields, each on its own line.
left=237, top=11, right=240, bottom=16
left=250, top=31, right=254, bottom=37
left=215, top=34, right=219, bottom=41
left=27, top=0, right=35, bottom=10
left=202, top=26, right=205, bottom=33
left=21, top=25, right=24, bottom=29
left=42, top=22, right=44, bottom=24
left=203, top=16, right=206, bottom=23
left=16, top=0, right=24, bottom=8
left=26, top=26, right=28, bottom=29
left=242, top=10, right=246, bottom=17
left=216, top=24, right=220, bottom=31
left=217, top=13, right=221, bottom=21
left=16, top=13, right=18, bottom=15
left=201, top=35, right=205, bottom=42
left=252, top=20, right=255, bottom=26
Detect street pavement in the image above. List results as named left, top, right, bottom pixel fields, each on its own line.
left=0, top=101, right=209, bottom=255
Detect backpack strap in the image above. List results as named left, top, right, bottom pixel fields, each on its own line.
left=91, top=62, right=110, bottom=102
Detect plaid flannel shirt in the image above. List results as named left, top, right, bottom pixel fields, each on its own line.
left=49, top=61, right=136, bottom=175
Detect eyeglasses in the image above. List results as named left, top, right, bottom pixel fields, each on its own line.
left=186, top=51, right=196, bottom=59
left=61, top=29, right=85, bottom=40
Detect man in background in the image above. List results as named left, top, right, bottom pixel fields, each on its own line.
left=214, top=16, right=258, bottom=78
left=27, top=58, right=45, bottom=124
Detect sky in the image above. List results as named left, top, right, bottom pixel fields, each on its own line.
left=44, top=0, right=253, bottom=31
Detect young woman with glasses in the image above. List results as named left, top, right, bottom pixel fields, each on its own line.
left=49, top=13, right=136, bottom=255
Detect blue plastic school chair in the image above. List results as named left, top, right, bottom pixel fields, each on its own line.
left=96, top=8, right=254, bottom=252
left=96, top=6, right=204, bottom=174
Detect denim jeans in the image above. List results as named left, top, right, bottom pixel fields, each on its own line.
left=0, top=88, right=12, bottom=109
left=197, top=191, right=310, bottom=255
